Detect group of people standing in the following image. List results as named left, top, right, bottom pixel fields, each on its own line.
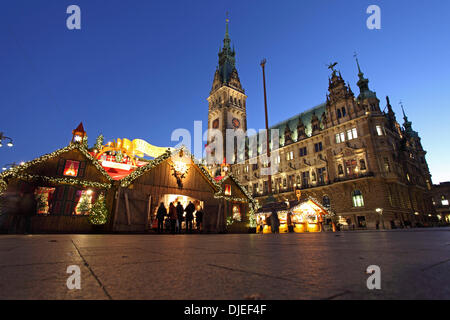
left=155, top=201, right=203, bottom=234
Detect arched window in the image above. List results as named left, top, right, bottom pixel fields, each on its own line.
left=352, top=190, right=364, bottom=207
left=338, top=164, right=344, bottom=175
left=337, top=109, right=342, bottom=118
left=323, top=195, right=331, bottom=209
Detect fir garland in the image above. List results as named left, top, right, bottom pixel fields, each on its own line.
left=0, top=143, right=112, bottom=195
left=13, top=173, right=111, bottom=189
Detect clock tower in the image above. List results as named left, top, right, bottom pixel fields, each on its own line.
left=207, top=18, right=247, bottom=175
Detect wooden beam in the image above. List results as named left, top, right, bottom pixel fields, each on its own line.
left=112, top=187, right=121, bottom=230
left=146, top=195, right=152, bottom=231
left=124, top=192, right=131, bottom=226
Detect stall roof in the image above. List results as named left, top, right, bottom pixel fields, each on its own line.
left=256, top=197, right=330, bottom=215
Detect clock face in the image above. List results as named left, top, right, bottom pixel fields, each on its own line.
left=212, top=119, right=219, bottom=129
left=232, top=118, right=241, bottom=129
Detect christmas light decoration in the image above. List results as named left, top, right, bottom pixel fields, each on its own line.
left=0, top=143, right=112, bottom=195
left=88, top=193, right=108, bottom=225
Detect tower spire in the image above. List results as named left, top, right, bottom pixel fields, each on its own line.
left=223, top=12, right=231, bottom=49
left=353, top=52, right=376, bottom=100
left=354, top=52, right=363, bottom=78
left=215, top=13, right=238, bottom=86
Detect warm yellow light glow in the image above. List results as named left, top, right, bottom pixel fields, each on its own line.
left=173, top=161, right=188, bottom=175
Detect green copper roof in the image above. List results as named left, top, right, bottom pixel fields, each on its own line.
left=270, top=103, right=326, bottom=145
left=217, top=19, right=236, bottom=84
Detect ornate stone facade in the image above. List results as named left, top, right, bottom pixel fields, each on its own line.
left=207, top=22, right=435, bottom=229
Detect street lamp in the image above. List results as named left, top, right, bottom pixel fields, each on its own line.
left=376, top=208, right=385, bottom=229
left=2, top=162, right=19, bottom=171
left=0, top=132, right=14, bottom=148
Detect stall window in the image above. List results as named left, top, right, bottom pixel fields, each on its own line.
left=232, top=205, right=241, bottom=221
left=352, top=190, right=365, bottom=207
left=224, top=184, right=232, bottom=196
left=52, top=185, right=81, bottom=215
left=34, top=187, right=56, bottom=215
left=57, top=159, right=86, bottom=178
left=74, top=190, right=94, bottom=215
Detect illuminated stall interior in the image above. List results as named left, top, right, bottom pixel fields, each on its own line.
left=256, top=198, right=328, bottom=234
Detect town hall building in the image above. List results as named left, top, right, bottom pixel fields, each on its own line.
left=206, top=20, right=436, bottom=229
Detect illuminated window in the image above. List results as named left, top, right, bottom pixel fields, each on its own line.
left=352, top=190, right=364, bottom=207
left=75, top=190, right=93, bottom=215
left=376, top=125, right=384, bottom=136
left=232, top=205, right=242, bottom=221
left=286, top=151, right=294, bottom=161
left=224, top=184, right=232, bottom=196
left=442, top=196, right=449, bottom=206
left=336, top=132, right=346, bottom=143
left=34, top=187, right=56, bottom=215
left=347, top=128, right=358, bottom=140
left=63, top=160, right=80, bottom=177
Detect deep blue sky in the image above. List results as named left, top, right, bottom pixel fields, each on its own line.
left=0, top=0, right=449, bottom=183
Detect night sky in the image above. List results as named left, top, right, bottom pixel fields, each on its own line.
left=1, top=0, right=449, bottom=183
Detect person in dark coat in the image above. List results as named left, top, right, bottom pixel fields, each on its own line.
left=195, top=206, right=204, bottom=232
left=168, top=202, right=177, bottom=234
left=185, top=201, right=195, bottom=233
left=176, top=202, right=184, bottom=233
left=21, top=193, right=37, bottom=234
left=270, top=209, right=280, bottom=233
left=286, top=211, right=294, bottom=233
left=265, top=213, right=271, bottom=233
left=156, top=202, right=167, bottom=233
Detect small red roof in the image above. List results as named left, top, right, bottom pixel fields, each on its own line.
left=73, top=122, right=86, bottom=134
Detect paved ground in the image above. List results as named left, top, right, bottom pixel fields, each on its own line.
left=0, top=228, right=449, bottom=300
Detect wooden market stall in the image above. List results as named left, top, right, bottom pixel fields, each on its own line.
left=256, top=198, right=329, bottom=234
left=112, top=148, right=224, bottom=233
left=215, top=173, right=257, bottom=233
left=0, top=141, right=115, bottom=233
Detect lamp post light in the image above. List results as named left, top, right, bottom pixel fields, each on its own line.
left=0, top=132, right=14, bottom=148
left=375, top=208, right=385, bottom=229
left=2, top=162, right=19, bottom=171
